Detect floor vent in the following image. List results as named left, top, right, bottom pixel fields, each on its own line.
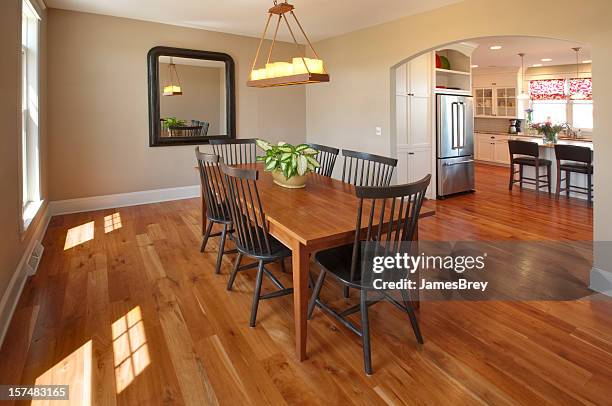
left=26, top=241, right=44, bottom=275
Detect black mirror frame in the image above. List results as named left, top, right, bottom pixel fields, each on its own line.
left=147, top=46, right=236, bottom=147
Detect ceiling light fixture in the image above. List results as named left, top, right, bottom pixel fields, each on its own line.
left=570, top=47, right=586, bottom=100
left=541, top=58, right=552, bottom=62
left=582, top=59, right=592, bottom=64
left=247, top=0, right=329, bottom=88
left=163, top=57, right=182, bottom=96
left=517, top=53, right=530, bottom=100
left=532, top=63, right=543, bottom=67
left=489, top=45, right=502, bottom=50
left=471, top=64, right=479, bottom=68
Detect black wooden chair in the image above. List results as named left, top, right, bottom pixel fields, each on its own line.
left=341, top=149, right=397, bottom=187
left=308, top=174, right=431, bottom=374
left=508, top=140, right=552, bottom=194
left=210, top=139, right=258, bottom=165
left=307, top=143, right=340, bottom=177
left=554, top=144, right=594, bottom=204
left=220, top=164, right=293, bottom=327
left=191, top=120, right=210, bottom=136
left=195, top=148, right=235, bottom=274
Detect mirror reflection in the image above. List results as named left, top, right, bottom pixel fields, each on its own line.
left=158, top=56, right=227, bottom=138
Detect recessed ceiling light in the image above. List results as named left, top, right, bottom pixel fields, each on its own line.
left=471, top=64, right=479, bottom=68
left=489, top=45, right=502, bottom=50
left=541, top=58, right=552, bottom=62
left=532, top=63, right=543, bottom=67
left=582, top=59, right=592, bottom=63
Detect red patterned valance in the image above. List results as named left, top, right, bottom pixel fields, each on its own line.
left=569, top=78, right=592, bottom=100
left=529, top=79, right=566, bottom=100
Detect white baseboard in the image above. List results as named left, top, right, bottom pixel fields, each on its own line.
left=49, top=185, right=200, bottom=216
left=590, top=267, right=612, bottom=297
left=0, top=204, right=51, bottom=347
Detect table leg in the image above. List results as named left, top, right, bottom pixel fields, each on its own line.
left=291, top=241, right=309, bottom=361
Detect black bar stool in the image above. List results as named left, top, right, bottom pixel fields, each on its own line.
left=508, top=140, right=552, bottom=194
left=554, top=144, right=594, bottom=204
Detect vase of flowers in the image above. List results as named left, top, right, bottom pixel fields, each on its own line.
left=255, top=139, right=320, bottom=188
left=524, top=108, right=533, bottom=133
left=531, top=120, right=565, bottom=144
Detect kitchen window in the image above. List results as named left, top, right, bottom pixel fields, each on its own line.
left=21, top=0, right=42, bottom=231
left=529, top=78, right=593, bottom=132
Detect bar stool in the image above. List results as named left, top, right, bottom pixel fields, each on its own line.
left=554, top=144, right=593, bottom=204
left=508, top=140, right=552, bottom=194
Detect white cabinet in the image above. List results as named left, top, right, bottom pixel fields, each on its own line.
left=395, top=53, right=433, bottom=195
left=397, top=147, right=432, bottom=184
left=472, top=68, right=520, bottom=118
left=474, top=133, right=510, bottom=165
left=474, top=87, right=517, bottom=118
left=396, top=53, right=431, bottom=148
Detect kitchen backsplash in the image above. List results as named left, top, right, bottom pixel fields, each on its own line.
left=474, top=117, right=512, bottom=134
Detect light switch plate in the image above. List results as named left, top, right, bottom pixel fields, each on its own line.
left=375, top=126, right=382, bottom=136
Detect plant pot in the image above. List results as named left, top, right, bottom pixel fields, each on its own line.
left=543, top=132, right=558, bottom=144
left=272, top=171, right=307, bottom=189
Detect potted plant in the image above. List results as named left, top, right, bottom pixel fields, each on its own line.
left=531, top=120, right=566, bottom=144
left=162, top=117, right=186, bottom=132
left=256, top=139, right=320, bottom=188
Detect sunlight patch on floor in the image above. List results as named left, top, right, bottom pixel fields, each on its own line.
left=64, top=221, right=95, bottom=250
left=104, top=212, right=123, bottom=234
left=112, top=306, right=150, bottom=393
left=34, top=340, right=92, bottom=405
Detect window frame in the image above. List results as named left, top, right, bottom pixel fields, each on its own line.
left=20, top=0, right=43, bottom=234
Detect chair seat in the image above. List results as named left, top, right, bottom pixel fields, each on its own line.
left=560, top=162, right=593, bottom=174
left=235, top=223, right=291, bottom=260
left=314, top=244, right=365, bottom=288
left=512, top=156, right=552, bottom=166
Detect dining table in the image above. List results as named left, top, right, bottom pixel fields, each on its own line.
left=198, top=163, right=435, bottom=361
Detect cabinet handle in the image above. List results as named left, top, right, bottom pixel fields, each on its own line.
left=408, top=152, right=415, bottom=155
left=490, top=136, right=495, bottom=139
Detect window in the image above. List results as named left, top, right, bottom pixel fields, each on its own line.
left=529, top=78, right=593, bottom=131
left=21, top=0, right=42, bottom=231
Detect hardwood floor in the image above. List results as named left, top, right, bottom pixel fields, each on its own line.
left=1, top=163, right=609, bottom=405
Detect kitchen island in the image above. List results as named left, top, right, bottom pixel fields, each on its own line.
left=508, top=135, right=593, bottom=200
left=474, top=132, right=593, bottom=200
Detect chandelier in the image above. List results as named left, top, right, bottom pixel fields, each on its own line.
left=248, top=0, right=329, bottom=88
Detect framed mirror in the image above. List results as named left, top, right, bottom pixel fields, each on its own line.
left=147, top=46, right=236, bottom=146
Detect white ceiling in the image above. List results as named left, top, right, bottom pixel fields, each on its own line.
left=470, top=36, right=591, bottom=68
left=45, top=0, right=464, bottom=43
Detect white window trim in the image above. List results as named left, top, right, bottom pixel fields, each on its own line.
left=19, top=0, right=43, bottom=235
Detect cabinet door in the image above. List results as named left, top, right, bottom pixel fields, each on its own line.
left=493, top=140, right=510, bottom=164
left=409, top=53, right=430, bottom=97
left=494, top=87, right=516, bottom=117
left=395, top=63, right=407, bottom=94
left=408, top=148, right=432, bottom=184
left=475, top=135, right=494, bottom=161
left=474, top=88, right=493, bottom=116
left=395, top=95, right=408, bottom=144
left=408, top=96, right=430, bottom=148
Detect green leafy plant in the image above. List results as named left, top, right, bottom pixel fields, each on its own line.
left=162, top=117, right=187, bottom=129
left=256, top=139, right=320, bottom=179
left=531, top=120, right=567, bottom=143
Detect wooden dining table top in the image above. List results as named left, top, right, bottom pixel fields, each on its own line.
left=226, top=163, right=435, bottom=246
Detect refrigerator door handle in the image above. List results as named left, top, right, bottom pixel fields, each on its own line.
left=451, top=102, right=458, bottom=149
left=443, top=159, right=474, bottom=166
left=458, top=102, right=465, bottom=148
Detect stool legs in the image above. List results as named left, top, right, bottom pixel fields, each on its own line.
left=508, top=163, right=514, bottom=191
left=566, top=171, right=571, bottom=197
left=547, top=165, right=551, bottom=194
left=555, top=163, right=561, bottom=199
left=535, top=164, right=540, bottom=194
left=587, top=172, right=593, bottom=204
left=519, top=165, right=524, bottom=189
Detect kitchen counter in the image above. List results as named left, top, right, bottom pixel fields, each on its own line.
left=475, top=131, right=592, bottom=143
left=507, top=135, right=594, bottom=150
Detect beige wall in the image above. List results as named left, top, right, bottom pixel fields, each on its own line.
left=0, top=0, right=48, bottom=300
left=159, top=63, right=222, bottom=135
left=306, top=0, right=612, bottom=279
left=47, top=9, right=306, bottom=201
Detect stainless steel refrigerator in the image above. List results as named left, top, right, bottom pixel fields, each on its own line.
left=436, top=94, right=475, bottom=197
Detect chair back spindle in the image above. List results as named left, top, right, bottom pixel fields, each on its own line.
left=349, top=174, right=431, bottom=283
left=195, top=148, right=230, bottom=222
left=307, top=143, right=340, bottom=177
left=220, top=164, right=274, bottom=257
left=341, top=149, right=398, bottom=187
left=210, top=139, right=258, bottom=165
